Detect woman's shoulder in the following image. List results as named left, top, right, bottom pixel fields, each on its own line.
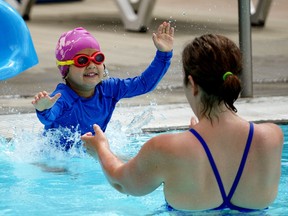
left=147, top=130, right=201, bottom=156
left=253, top=122, right=284, bottom=149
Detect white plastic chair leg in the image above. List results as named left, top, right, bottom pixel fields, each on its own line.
left=250, top=0, right=273, bottom=26
left=114, top=0, right=156, bottom=32
left=4, top=0, right=36, bottom=20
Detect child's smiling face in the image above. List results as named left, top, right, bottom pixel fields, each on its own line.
left=65, top=48, right=105, bottom=97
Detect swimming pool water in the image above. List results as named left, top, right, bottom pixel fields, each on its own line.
left=0, top=124, right=287, bottom=216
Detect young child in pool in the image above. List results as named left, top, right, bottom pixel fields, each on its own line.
left=32, top=22, right=174, bottom=150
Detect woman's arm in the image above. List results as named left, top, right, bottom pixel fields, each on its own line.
left=81, top=124, right=164, bottom=196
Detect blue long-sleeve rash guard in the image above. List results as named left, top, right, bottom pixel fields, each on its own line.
left=36, top=50, right=172, bottom=138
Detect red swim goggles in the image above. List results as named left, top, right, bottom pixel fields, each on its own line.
left=56, top=52, right=105, bottom=67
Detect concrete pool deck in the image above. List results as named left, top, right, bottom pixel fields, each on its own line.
left=0, top=0, right=288, bottom=139
left=1, top=96, right=288, bottom=139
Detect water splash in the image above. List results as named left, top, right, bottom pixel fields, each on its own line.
left=0, top=126, right=86, bottom=164
left=125, top=106, right=154, bottom=134
left=105, top=106, right=155, bottom=159
left=0, top=107, right=155, bottom=164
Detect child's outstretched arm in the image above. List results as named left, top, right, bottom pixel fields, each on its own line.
left=32, top=91, right=61, bottom=112
left=152, top=21, right=174, bottom=52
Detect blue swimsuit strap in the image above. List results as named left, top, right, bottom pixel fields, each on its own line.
left=189, top=122, right=254, bottom=210
left=227, top=122, right=254, bottom=201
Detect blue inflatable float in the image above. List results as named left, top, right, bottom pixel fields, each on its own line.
left=0, top=1, right=38, bottom=81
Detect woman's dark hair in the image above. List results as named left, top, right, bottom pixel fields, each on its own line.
left=182, top=34, right=242, bottom=118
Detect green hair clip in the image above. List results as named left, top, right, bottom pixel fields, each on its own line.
left=223, top=71, right=233, bottom=81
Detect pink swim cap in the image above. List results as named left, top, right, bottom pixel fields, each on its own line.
left=55, top=27, right=101, bottom=77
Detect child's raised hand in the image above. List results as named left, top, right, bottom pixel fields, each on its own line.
left=152, top=21, right=174, bottom=52
left=32, top=91, right=61, bottom=111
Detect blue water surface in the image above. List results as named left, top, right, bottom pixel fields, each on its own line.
left=0, top=124, right=287, bottom=216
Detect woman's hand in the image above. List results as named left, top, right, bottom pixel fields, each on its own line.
left=81, top=124, right=109, bottom=159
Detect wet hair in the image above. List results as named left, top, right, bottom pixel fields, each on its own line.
left=182, top=34, right=242, bottom=118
